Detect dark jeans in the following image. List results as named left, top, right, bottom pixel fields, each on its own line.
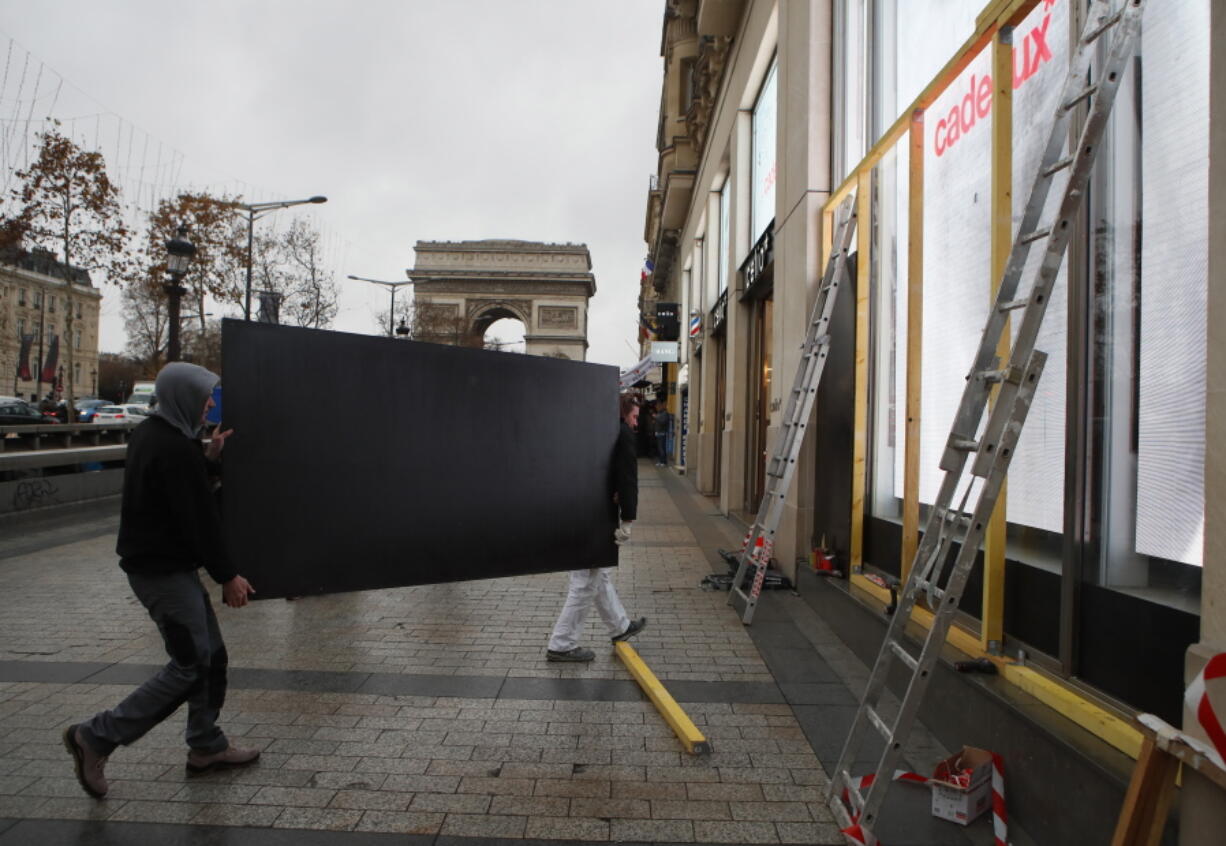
left=80, top=569, right=229, bottom=755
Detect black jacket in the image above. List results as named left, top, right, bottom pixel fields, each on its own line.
left=612, top=420, right=638, bottom=521
left=116, top=415, right=236, bottom=584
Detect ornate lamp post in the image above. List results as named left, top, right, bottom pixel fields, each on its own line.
left=164, top=224, right=196, bottom=362
left=235, top=196, right=327, bottom=321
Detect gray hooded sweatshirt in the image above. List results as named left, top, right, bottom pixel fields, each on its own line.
left=152, top=362, right=219, bottom=438
left=116, top=362, right=235, bottom=583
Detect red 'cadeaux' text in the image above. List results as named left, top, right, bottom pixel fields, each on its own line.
left=934, top=1, right=1058, bottom=158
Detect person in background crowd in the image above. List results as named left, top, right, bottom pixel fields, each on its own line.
left=653, top=400, right=672, bottom=467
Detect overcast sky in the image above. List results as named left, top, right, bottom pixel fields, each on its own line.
left=0, top=1, right=662, bottom=369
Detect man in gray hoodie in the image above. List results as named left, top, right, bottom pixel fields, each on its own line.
left=63, top=362, right=259, bottom=798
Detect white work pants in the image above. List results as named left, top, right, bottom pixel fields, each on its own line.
left=548, top=567, right=630, bottom=652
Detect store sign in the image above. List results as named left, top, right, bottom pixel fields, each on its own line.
left=654, top=302, right=680, bottom=341
left=651, top=341, right=679, bottom=363
left=741, top=225, right=774, bottom=299
left=933, top=0, right=1059, bottom=158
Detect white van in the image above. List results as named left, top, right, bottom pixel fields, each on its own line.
left=126, top=381, right=156, bottom=407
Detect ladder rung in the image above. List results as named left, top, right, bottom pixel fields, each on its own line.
left=975, top=364, right=1023, bottom=385
left=840, top=769, right=865, bottom=812
left=947, top=437, right=978, bottom=453
left=889, top=640, right=919, bottom=673
left=940, top=508, right=972, bottom=529
left=1020, top=226, right=1051, bottom=245
left=1062, top=83, right=1100, bottom=113
left=998, top=298, right=1029, bottom=312
left=864, top=705, right=892, bottom=742
left=914, top=578, right=947, bottom=605
left=1042, top=156, right=1075, bottom=178
left=1082, top=10, right=1123, bottom=44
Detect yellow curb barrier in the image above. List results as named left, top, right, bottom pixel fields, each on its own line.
left=615, top=641, right=711, bottom=755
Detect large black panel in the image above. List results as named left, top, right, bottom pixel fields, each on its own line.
left=221, top=320, right=619, bottom=599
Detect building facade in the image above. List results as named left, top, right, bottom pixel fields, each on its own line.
left=643, top=0, right=1222, bottom=841
left=0, top=247, right=102, bottom=401
left=408, top=240, right=594, bottom=360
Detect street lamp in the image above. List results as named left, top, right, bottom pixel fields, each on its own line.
left=164, top=224, right=196, bottom=362
left=234, top=195, right=327, bottom=321
left=347, top=274, right=415, bottom=338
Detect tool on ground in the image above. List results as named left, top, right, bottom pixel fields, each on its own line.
left=725, top=195, right=858, bottom=625
left=700, top=556, right=792, bottom=592
left=812, top=535, right=844, bottom=577
left=953, top=657, right=998, bottom=675
left=828, top=3, right=1146, bottom=842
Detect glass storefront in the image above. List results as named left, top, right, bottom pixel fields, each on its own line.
left=843, top=0, right=1205, bottom=722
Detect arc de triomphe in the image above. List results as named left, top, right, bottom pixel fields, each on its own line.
left=407, top=240, right=595, bottom=360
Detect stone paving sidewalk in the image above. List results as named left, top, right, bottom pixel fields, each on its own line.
left=0, top=468, right=846, bottom=844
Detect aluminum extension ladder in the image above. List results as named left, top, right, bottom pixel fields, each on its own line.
left=728, top=195, right=858, bottom=625
left=828, top=2, right=1146, bottom=842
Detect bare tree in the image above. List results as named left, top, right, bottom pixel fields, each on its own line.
left=121, top=276, right=170, bottom=372
left=280, top=219, right=338, bottom=328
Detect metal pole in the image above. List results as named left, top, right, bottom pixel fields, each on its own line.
left=389, top=285, right=396, bottom=337
left=244, top=209, right=254, bottom=321
left=165, top=282, right=186, bottom=361
left=35, top=290, right=46, bottom=400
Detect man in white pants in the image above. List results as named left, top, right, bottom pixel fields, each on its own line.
left=546, top=394, right=646, bottom=662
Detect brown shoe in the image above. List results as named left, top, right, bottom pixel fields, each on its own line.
left=62, top=724, right=108, bottom=798
left=186, top=744, right=260, bottom=774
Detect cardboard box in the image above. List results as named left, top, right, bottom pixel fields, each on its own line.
left=929, top=746, right=994, bottom=825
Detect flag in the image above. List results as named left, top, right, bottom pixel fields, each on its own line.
left=639, top=312, right=657, bottom=341
left=40, top=334, right=59, bottom=383
left=640, top=258, right=654, bottom=284
left=16, top=333, right=33, bottom=381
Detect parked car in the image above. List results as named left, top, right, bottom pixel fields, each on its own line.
left=72, top=398, right=112, bottom=423
left=92, top=405, right=147, bottom=425
left=0, top=399, right=58, bottom=426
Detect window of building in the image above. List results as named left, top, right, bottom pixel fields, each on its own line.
left=18, top=288, right=26, bottom=306
left=49, top=295, right=56, bottom=313
left=74, top=363, right=81, bottom=384
left=751, top=56, right=778, bottom=241
left=681, top=57, right=696, bottom=116
left=33, top=290, right=42, bottom=308
left=76, top=300, right=82, bottom=319
left=851, top=0, right=1207, bottom=722
left=75, top=330, right=82, bottom=350
left=17, top=318, right=25, bottom=335
left=718, top=179, right=730, bottom=293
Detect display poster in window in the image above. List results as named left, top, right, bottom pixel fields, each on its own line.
left=901, top=0, right=1069, bottom=536
left=751, top=59, right=778, bottom=241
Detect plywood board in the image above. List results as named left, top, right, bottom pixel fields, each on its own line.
left=221, top=320, right=619, bottom=599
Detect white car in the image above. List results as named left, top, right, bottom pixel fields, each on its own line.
left=93, top=404, right=150, bottom=425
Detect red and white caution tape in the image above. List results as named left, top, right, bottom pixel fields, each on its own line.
left=991, top=752, right=1007, bottom=846
left=837, top=756, right=1008, bottom=846
left=748, top=537, right=774, bottom=599
left=1185, top=652, right=1226, bottom=770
